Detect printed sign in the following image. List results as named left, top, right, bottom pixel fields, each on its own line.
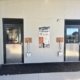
left=39, top=27, right=50, bottom=48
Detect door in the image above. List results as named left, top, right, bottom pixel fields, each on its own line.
left=3, top=18, right=24, bottom=64
left=65, top=20, right=80, bottom=62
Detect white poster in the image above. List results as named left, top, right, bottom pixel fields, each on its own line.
left=39, top=27, right=50, bottom=48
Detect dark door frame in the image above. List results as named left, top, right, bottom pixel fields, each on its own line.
left=64, top=19, right=80, bottom=61
left=3, top=18, right=24, bottom=64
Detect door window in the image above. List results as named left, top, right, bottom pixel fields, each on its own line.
left=6, top=27, right=21, bottom=44
left=66, top=28, right=79, bottom=43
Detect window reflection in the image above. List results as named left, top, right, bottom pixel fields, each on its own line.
left=6, top=28, right=21, bottom=44
left=66, top=28, right=79, bottom=43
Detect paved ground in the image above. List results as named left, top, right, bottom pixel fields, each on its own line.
left=0, top=72, right=80, bottom=80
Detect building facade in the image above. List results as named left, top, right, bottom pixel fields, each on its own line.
left=0, top=0, right=80, bottom=64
